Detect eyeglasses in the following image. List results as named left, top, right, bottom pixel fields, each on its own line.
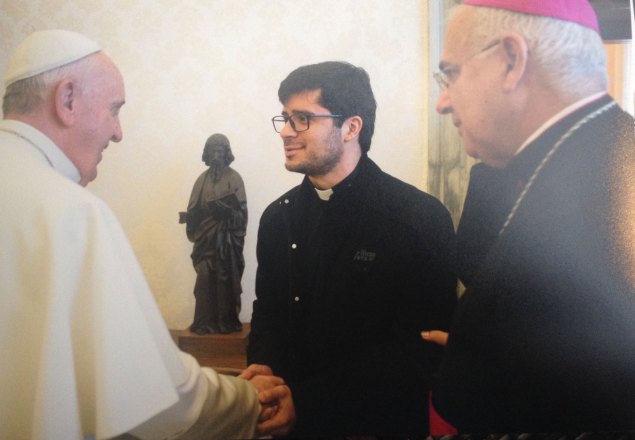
left=271, top=113, right=343, bottom=133
left=434, top=39, right=501, bottom=90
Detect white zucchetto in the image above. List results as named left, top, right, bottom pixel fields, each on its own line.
left=4, top=29, right=101, bottom=87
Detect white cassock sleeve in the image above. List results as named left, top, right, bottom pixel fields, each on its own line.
left=129, top=358, right=261, bottom=440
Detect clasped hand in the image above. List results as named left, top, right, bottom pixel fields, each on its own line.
left=240, top=364, right=295, bottom=437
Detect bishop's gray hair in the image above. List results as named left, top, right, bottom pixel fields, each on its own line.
left=455, top=5, right=608, bottom=100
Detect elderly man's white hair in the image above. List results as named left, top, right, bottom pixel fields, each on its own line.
left=2, top=30, right=102, bottom=115
left=4, top=29, right=100, bottom=87
left=453, top=5, right=609, bottom=100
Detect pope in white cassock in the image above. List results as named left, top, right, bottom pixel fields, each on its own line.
left=0, top=30, right=294, bottom=440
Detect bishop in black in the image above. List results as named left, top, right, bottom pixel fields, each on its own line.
left=431, top=1, right=635, bottom=434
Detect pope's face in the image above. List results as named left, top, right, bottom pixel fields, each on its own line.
left=72, top=53, right=125, bottom=186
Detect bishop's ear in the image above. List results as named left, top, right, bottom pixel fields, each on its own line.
left=501, top=33, right=529, bottom=92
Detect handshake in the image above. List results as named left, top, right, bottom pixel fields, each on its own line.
left=239, top=364, right=296, bottom=437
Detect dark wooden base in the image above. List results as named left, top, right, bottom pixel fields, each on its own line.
left=170, top=324, right=250, bottom=375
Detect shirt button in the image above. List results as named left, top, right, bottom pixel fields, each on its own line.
left=291, top=243, right=297, bottom=249
left=284, top=199, right=290, bottom=204
left=294, top=296, right=300, bottom=302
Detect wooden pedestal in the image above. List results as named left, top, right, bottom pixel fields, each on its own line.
left=170, top=324, right=249, bottom=375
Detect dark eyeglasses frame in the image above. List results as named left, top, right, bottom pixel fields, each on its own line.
left=271, top=113, right=343, bottom=133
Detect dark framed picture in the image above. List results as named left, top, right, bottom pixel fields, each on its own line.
left=590, top=0, right=633, bottom=41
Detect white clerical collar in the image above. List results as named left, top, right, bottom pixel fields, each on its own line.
left=0, top=119, right=81, bottom=183
left=515, top=92, right=607, bottom=157
left=314, top=187, right=334, bottom=201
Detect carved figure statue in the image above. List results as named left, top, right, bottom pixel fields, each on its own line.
left=182, top=134, right=247, bottom=334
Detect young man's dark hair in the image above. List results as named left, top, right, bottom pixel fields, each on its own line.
left=278, top=61, right=376, bottom=153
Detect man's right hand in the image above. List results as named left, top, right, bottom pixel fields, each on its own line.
left=255, top=382, right=295, bottom=437
left=241, top=364, right=296, bottom=436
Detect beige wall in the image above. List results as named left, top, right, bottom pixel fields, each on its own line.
left=605, top=42, right=634, bottom=114
left=0, top=1, right=430, bottom=328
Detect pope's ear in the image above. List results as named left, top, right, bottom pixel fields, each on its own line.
left=54, top=79, right=76, bottom=126
left=501, top=33, right=528, bottom=92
